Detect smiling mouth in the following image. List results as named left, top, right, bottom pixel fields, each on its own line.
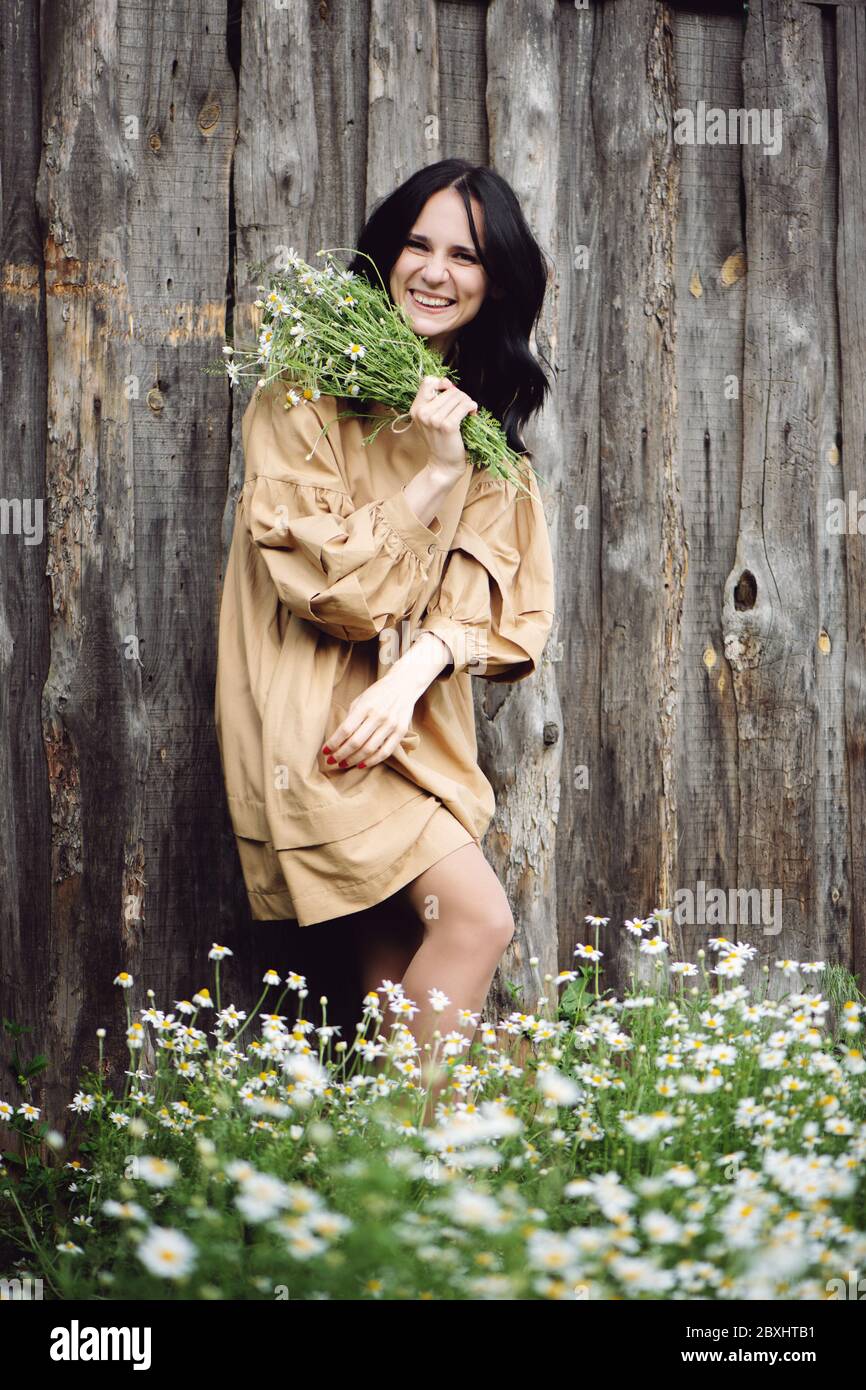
left=408, top=288, right=455, bottom=310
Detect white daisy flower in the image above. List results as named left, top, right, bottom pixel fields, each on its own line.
left=134, top=1156, right=179, bottom=1189
left=137, top=1226, right=197, bottom=1280
left=639, top=936, right=669, bottom=956
left=536, top=1067, right=582, bottom=1107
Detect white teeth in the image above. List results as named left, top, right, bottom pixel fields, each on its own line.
left=411, top=290, right=453, bottom=307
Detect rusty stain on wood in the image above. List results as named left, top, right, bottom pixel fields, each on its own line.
left=1, top=262, right=42, bottom=297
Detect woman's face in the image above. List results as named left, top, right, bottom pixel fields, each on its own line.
left=389, top=187, right=490, bottom=358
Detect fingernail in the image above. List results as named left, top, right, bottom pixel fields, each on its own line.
left=338, top=760, right=348, bottom=768
left=326, top=756, right=336, bottom=764
left=358, top=762, right=366, bottom=769
left=322, top=745, right=331, bottom=754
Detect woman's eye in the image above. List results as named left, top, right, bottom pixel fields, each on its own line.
left=407, top=239, right=475, bottom=263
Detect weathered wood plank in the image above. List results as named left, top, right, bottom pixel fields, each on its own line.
left=0, top=0, right=52, bottom=1136
left=835, top=0, right=866, bottom=984
left=721, top=0, right=829, bottom=981
left=670, top=10, right=746, bottom=967
left=811, top=7, right=849, bottom=975
left=309, top=0, right=371, bottom=266
left=367, top=0, right=440, bottom=208
left=554, top=0, right=603, bottom=970
left=483, top=0, right=565, bottom=1014
left=589, top=0, right=686, bottom=993
left=32, top=0, right=236, bottom=1118
left=438, top=0, right=488, bottom=164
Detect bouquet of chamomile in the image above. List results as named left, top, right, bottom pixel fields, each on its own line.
left=207, top=246, right=540, bottom=497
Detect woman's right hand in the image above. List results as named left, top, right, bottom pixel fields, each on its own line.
left=409, top=375, right=478, bottom=475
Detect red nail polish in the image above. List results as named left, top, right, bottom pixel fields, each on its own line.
left=322, top=745, right=331, bottom=754
left=338, top=760, right=348, bottom=768
left=326, top=756, right=336, bottom=764
left=358, top=762, right=366, bottom=769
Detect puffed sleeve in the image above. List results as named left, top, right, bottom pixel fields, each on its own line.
left=242, top=383, right=444, bottom=643
left=414, top=464, right=555, bottom=682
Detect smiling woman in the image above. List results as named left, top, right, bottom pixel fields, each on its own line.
left=346, top=157, right=552, bottom=458
left=388, top=189, right=493, bottom=359
left=215, top=159, right=555, bottom=1102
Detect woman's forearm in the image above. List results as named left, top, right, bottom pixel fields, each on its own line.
left=402, top=460, right=465, bottom=530
left=380, top=629, right=453, bottom=697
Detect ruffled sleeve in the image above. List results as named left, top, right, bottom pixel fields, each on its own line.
left=414, top=464, right=555, bottom=682
left=241, top=383, right=444, bottom=643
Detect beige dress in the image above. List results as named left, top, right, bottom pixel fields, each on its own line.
left=215, top=380, right=555, bottom=927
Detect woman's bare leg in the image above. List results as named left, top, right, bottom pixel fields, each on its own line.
left=354, top=900, right=424, bottom=1032
left=351, top=900, right=419, bottom=1112
left=396, top=843, right=515, bottom=1119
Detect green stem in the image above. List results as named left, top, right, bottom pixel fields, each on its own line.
left=5, top=1183, right=64, bottom=1299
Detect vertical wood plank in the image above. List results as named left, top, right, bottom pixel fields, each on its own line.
left=33, top=0, right=236, bottom=1117
left=0, top=0, right=52, bottom=1128
left=670, top=11, right=745, bottom=965
left=723, top=0, right=829, bottom=977
left=835, top=0, right=866, bottom=984
left=554, top=0, right=603, bottom=964
left=812, top=8, right=849, bottom=978
left=366, top=0, right=440, bottom=209
left=483, top=0, right=565, bottom=1010
left=590, top=0, right=686, bottom=990
left=437, top=0, right=488, bottom=164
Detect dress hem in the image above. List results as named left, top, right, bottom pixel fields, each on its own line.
left=240, top=802, right=480, bottom=927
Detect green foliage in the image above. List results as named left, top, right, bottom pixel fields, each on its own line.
left=1, top=933, right=864, bottom=1301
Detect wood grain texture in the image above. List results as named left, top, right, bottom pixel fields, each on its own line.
left=669, top=9, right=744, bottom=975
left=721, top=0, right=828, bottom=984
left=836, top=0, right=866, bottom=985
left=554, top=0, right=603, bottom=972
left=367, top=0, right=440, bottom=206
left=30, top=0, right=236, bottom=1120
left=482, top=0, right=564, bottom=1016
left=0, top=0, right=52, bottom=1133
left=589, top=0, right=687, bottom=992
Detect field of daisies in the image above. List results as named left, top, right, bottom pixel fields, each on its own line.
left=1, top=910, right=865, bottom=1301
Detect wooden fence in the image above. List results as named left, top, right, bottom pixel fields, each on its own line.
left=2, top=0, right=865, bottom=1126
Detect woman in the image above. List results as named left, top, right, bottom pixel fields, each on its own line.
left=215, top=158, right=556, bottom=1100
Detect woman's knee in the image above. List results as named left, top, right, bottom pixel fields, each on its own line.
left=426, top=898, right=516, bottom=956
left=486, top=905, right=516, bottom=954
left=404, top=844, right=516, bottom=954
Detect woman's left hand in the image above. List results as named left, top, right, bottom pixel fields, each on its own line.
left=321, top=668, right=419, bottom=771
